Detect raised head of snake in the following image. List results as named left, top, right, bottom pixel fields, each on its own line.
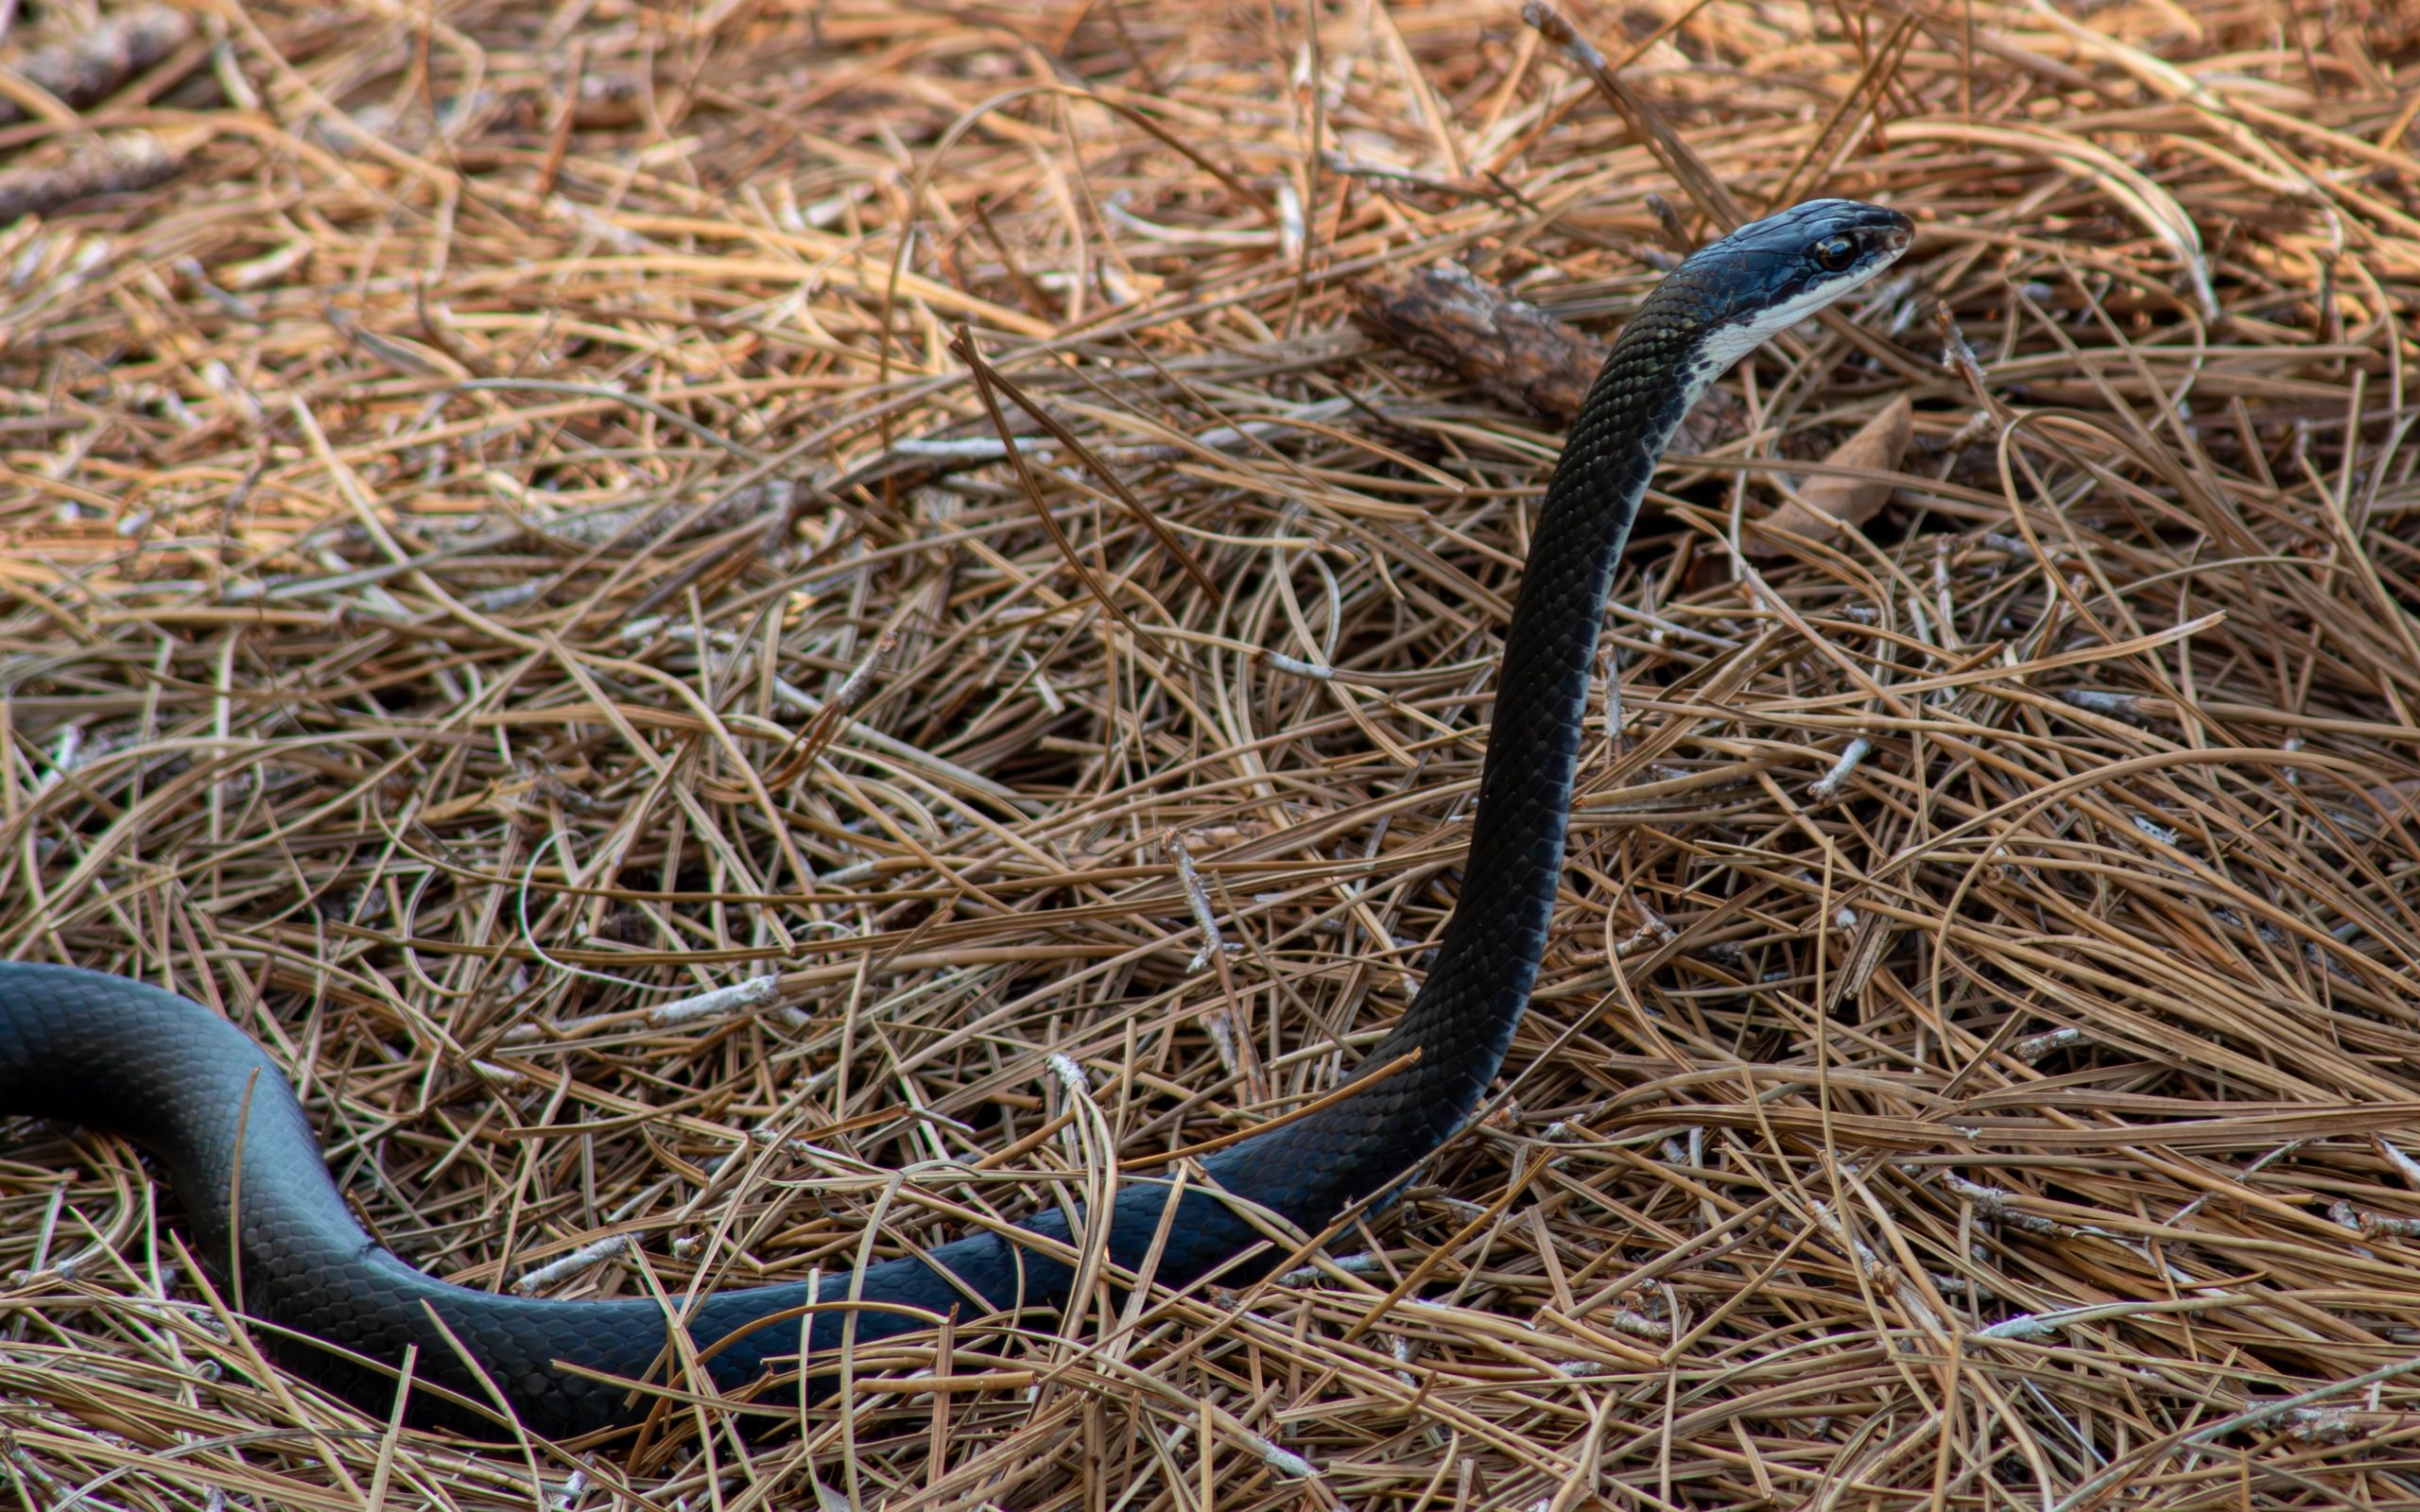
left=0, top=199, right=1912, bottom=1442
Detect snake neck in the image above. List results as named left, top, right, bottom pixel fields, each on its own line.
left=1217, top=301, right=1712, bottom=1224
left=1377, top=321, right=1700, bottom=1094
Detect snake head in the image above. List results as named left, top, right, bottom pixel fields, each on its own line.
left=1668, top=198, right=1913, bottom=369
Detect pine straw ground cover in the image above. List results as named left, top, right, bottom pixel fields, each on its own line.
left=7, top=0, right=2420, bottom=1507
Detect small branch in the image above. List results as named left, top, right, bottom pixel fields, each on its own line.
left=0, top=4, right=194, bottom=125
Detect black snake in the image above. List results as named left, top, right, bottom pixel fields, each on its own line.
left=0, top=198, right=1912, bottom=1441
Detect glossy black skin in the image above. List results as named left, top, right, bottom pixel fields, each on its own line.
left=0, top=200, right=1910, bottom=1442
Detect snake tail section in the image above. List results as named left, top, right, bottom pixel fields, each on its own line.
left=0, top=199, right=1910, bottom=1440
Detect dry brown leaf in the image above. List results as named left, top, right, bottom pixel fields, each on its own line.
left=1748, top=392, right=1912, bottom=557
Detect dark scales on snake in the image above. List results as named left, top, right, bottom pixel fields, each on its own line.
left=0, top=199, right=1912, bottom=1443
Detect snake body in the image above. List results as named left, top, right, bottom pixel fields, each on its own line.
left=1, top=200, right=1910, bottom=1440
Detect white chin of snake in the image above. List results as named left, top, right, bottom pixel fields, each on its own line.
left=1681, top=272, right=1889, bottom=411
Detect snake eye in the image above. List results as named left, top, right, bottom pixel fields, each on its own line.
left=1812, top=235, right=1858, bottom=273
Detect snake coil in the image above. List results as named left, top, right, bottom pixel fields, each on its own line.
left=2, top=199, right=1911, bottom=1440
